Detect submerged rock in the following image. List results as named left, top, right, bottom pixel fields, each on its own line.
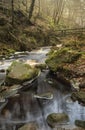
left=71, top=91, right=85, bottom=104
left=5, top=61, right=39, bottom=85
left=46, top=113, right=69, bottom=128
left=75, top=120, right=85, bottom=129
left=18, top=122, right=38, bottom=130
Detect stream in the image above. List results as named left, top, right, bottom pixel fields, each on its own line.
left=0, top=47, right=85, bottom=130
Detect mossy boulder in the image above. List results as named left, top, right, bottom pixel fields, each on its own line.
left=71, top=91, right=85, bottom=104
left=45, top=46, right=85, bottom=90
left=46, top=113, right=69, bottom=128
left=5, top=61, right=39, bottom=85
left=75, top=120, right=85, bottom=129
left=46, top=47, right=81, bottom=72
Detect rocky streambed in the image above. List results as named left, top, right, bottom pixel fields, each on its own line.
left=0, top=47, right=85, bottom=130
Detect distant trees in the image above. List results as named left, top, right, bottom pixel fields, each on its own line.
left=64, top=0, right=85, bottom=27
left=1, top=0, right=85, bottom=27
left=53, top=0, right=65, bottom=24
left=38, top=0, right=40, bottom=15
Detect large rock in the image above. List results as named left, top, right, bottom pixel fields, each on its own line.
left=18, top=122, right=38, bottom=130
left=45, top=46, right=85, bottom=90
left=75, top=120, right=85, bottom=129
left=46, top=47, right=81, bottom=72
left=5, top=61, right=39, bottom=85
left=46, top=113, right=69, bottom=128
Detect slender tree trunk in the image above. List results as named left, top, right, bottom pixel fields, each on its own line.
left=26, top=0, right=28, bottom=13
left=38, top=0, right=40, bottom=15
left=11, top=0, right=14, bottom=26
left=18, top=0, right=20, bottom=9
left=29, top=0, right=35, bottom=20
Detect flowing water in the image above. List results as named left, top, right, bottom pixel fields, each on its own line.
left=0, top=47, right=85, bottom=130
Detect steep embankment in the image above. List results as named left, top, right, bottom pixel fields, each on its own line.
left=0, top=6, right=60, bottom=59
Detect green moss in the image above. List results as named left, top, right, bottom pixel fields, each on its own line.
left=6, top=61, right=39, bottom=85
left=46, top=47, right=81, bottom=72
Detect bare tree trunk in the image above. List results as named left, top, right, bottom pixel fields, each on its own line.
left=29, top=0, right=35, bottom=20
left=18, top=0, right=20, bottom=9
left=56, top=0, right=65, bottom=24
left=11, top=0, right=14, bottom=26
left=53, top=0, right=65, bottom=25
left=26, top=0, right=28, bottom=13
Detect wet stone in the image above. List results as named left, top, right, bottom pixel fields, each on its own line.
left=33, top=92, right=53, bottom=100
left=46, top=113, right=69, bottom=128
left=18, top=122, right=38, bottom=130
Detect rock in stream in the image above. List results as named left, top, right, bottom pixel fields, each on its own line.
left=5, top=61, right=39, bottom=86
left=46, top=113, right=69, bottom=128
